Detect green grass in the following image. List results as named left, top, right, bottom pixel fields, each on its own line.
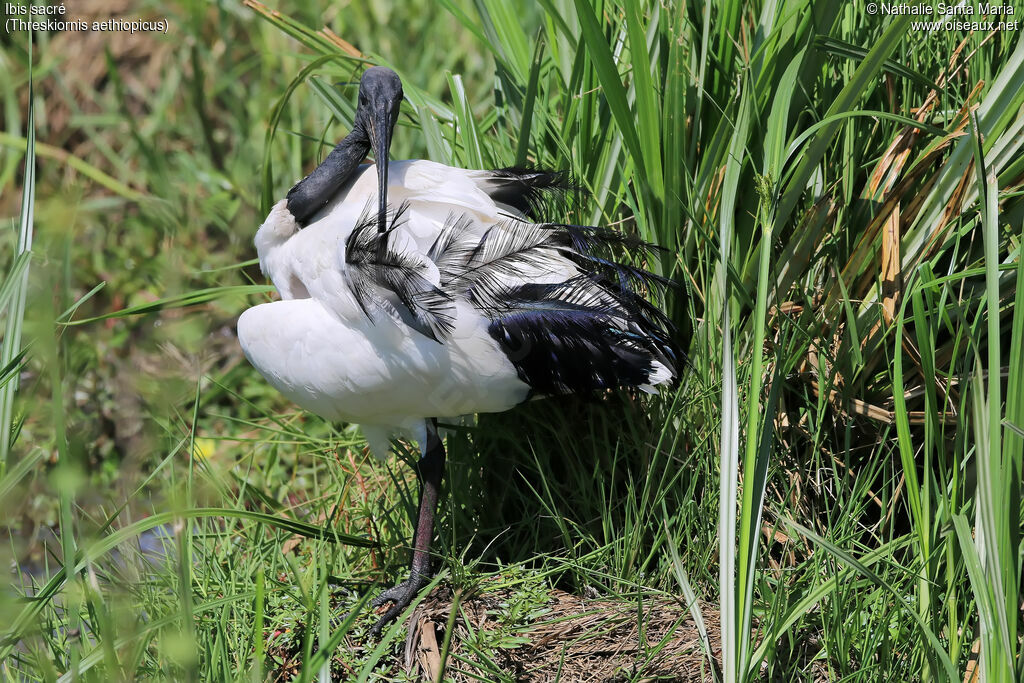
left=2, top=0, right=1023, bottom=680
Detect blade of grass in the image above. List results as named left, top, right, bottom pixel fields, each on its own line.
left=571, top=0, right=647, bottom=194
left=664, top=507, right=719, bottom=682
left=623, top=0, right=664, bottom=200
left=61, top=285, right=275, bottom=325
left=0, top=73, right=34, bottom=473
left=0, top=132, right=145, bottom=201
left=967, top=109, right=1015, bottom=679
left=718, top=313, right=740, bottom=683
left=446, top=72, right=485, bottom=169
left=0, top=508, right=373, bottom=660
left=776, top=15, right=913, bottom=229
left=514, top=33, right=545, bottom=167
left=56, top=592, right=257, bottom=682
left=783, top=519, right=958, bottom=682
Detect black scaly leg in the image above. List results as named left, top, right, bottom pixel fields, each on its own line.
left=369, top=419, right=445, bottom=637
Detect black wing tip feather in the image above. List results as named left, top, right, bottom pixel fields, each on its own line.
left=421, top=206, right=684, bottom=395
left=345, top=201, right=455, bottom=343
left=484, top=280, right=682, bottom=396
left=346, top=200, right=412, bottom=242
left=489, top=313, right=654, bottom=394
left=486, top=166, right=578, bottom=221
left=543, top=221, right=670, bottom=257
left=341, top=193, right=685, bottom=390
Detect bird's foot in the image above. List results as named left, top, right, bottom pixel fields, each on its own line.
left=368, top=569, right=429, bottom=638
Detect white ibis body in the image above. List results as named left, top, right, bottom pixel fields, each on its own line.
left=237, top=67, right=679, bottom=636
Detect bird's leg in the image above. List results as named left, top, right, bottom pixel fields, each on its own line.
left=369, top=420, right=445, bottom=637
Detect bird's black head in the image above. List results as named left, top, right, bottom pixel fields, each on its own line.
left=356, top=66, right=404, bottom=233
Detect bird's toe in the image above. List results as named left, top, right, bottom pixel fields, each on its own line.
left=367, top=571, right=429, bottom=637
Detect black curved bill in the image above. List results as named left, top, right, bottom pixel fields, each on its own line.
left=369, top=106, right=393, bottom=234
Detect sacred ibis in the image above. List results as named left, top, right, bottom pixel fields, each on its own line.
left=237, top=66, right=680, bottom=636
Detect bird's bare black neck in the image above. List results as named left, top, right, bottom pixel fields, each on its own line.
left=286, top=127, right=370, bottom=226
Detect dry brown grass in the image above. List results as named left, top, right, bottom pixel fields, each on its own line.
left=269, top=586, right=720, bottom=682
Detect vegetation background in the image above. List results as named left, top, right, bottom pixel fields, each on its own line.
left=1, top=0, right=1022, bottom=680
